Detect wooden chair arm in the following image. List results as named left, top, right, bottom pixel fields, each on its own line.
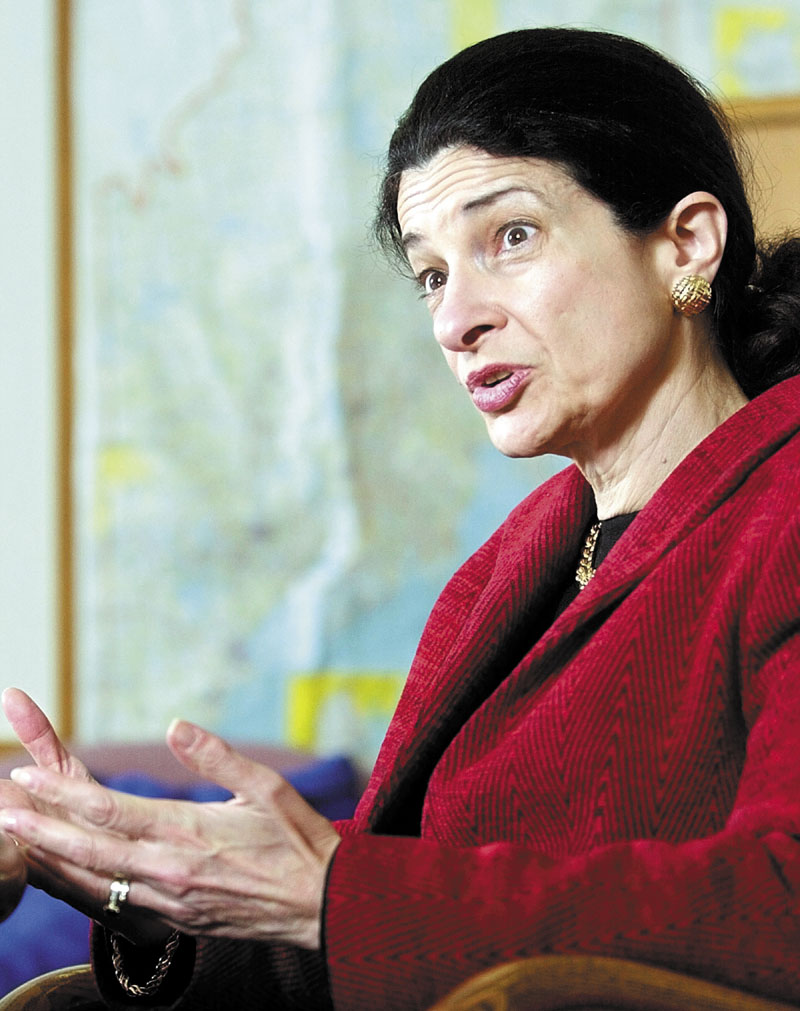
left=4, top=954, right=798, bottom=1011
left=0, top=965, right=103, bottom=1011
left=428, top=954, right=800, bottom=1011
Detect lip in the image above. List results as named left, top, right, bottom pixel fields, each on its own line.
left=465, top=364, right=533, bottom=413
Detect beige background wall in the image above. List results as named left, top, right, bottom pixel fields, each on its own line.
left=733, top=96, right=800, bottom=236
left=0, top=1, right=59, bottom=742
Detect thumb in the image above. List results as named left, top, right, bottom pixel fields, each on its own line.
left=167, top=721, right=340, bottom=858
left=166, top=719, right=283, bottom=800
left=2, top=688, right=91, bottom=780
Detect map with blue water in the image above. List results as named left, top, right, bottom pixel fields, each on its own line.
left=72, top=0, right=800, bottom=767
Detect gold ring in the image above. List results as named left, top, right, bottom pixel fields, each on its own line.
left=103, top=876, right=130, bottom=916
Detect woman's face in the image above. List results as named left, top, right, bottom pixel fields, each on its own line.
left=396, top=146, right=679, bottom=462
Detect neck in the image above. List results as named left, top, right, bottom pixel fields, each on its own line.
left=573, top=357, right=747, bottom=521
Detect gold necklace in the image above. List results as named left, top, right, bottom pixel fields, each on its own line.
left=575, top=522, right=601, bottom=588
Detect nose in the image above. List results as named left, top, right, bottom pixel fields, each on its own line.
left=432, top=270, right=506, bottom=353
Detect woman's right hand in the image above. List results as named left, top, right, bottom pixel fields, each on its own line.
left=0, top=830, right=26, bottom=921
left=0, top=688, right=170, bottom=943
left=0, top=686, right=96, bottom=915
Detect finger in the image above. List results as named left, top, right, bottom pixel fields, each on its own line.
left=19, top=839, right=180, bottom=943
left=1, top=806, right=106, bottom=868
left=24, top=850, right=117, bottom=925
left=0, top=805, right=153, bottom=893
left=7, top=766, right=170, bottom=839
left=7, top=767, right=213, bottom=850
left=1, top=688, right=91, bottom=780
left=0, top=806, right=195, bottom=936
left=0, top=779, right=34, bottom=810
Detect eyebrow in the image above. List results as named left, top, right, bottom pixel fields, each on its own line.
left=462, top=184, right=545, bottom=213
left=400, top=185, right=547, bottom=252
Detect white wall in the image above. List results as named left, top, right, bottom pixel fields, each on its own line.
left=0, top=0, right=59, bottom=739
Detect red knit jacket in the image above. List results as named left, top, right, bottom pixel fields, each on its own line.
left=94, top=376, right=800, bottom=1010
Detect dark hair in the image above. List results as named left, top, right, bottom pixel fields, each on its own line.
left=375, top=28, right=800, bottom=397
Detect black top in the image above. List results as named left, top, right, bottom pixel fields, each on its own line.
left=554, top=512, right=639, bottom=617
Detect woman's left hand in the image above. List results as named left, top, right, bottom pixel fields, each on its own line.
left=0, top=720, right=341, bottom=950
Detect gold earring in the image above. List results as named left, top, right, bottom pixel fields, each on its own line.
left=671, top=275, right=712, bottom=317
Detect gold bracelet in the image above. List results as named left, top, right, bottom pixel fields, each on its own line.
left=110, top=929, right=181, bottom=997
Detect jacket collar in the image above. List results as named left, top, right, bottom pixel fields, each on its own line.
left=361, top=376, right=800, bottom=832
left=571, top=373, right=800, bottom=617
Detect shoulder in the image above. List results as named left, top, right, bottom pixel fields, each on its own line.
left=649, top=376, right=800, bottom=532
left=425, top=464, right=588, bottom=622
left=501, top=463, right=589, bottom=539
left=722, top=379, right=800, bottom=517
left=469, top=463, right=589, bottom=571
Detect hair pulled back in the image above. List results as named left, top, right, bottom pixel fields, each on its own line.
left=375, top=28, right=800, bottom=397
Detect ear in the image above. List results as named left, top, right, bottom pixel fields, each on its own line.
left=658, top=191, right=728, bottom=284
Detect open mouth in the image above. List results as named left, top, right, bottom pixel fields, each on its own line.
left=483, top=370, right=512, bottom=388
left=466, top=365, right=518, bottom=393
left=467, top=366, right=533, bottom=413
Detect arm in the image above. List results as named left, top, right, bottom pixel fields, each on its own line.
left=320, top=517, right=800, bottom=1010
left=324, top=640, right=800, bottom=1010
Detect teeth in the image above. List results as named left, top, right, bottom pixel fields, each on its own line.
left=485, top=371, right=512, bottom=387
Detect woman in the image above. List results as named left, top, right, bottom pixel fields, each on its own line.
left=2, top=27, right=800, bottom=1010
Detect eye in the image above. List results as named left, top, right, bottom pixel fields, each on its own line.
left=500, top=223, right=536, bottom=250
left=418, top=269, right=447, bottom=297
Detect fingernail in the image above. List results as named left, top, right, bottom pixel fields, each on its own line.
left=170, top=720, right=199, bottom=750
left=0, top=813, right=17, bottom=831
left=9, top=769, right=33, bottom=787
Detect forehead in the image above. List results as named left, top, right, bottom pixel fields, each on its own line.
left=396, top=146, right=581, bottom=239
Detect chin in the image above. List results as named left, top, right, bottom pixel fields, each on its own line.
left=485, top=416, right=553, bottom=460
left=486, top=431, right=549, bottom=460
